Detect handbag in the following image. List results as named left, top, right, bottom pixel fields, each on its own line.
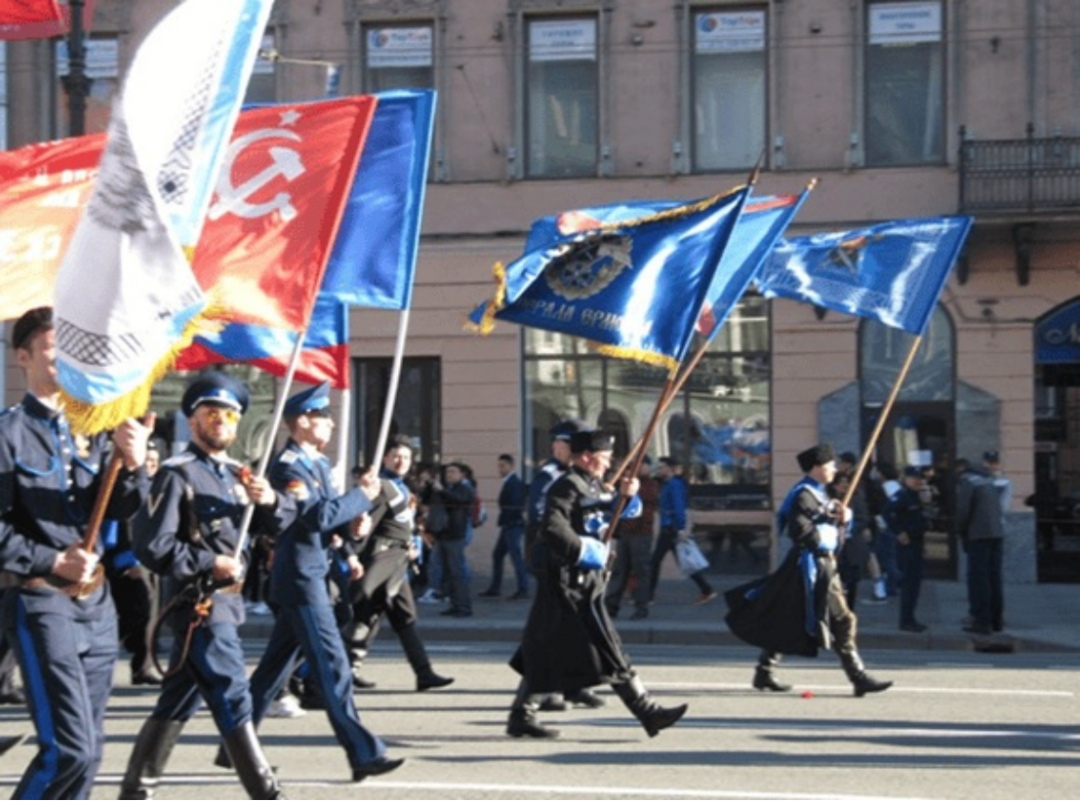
left=675, top=536, right=709, bottom=576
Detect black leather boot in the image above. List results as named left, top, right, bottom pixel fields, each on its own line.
left=612, top=675, right=688, bottom=738
left=753, top=651, right=791, bottom=692
left=222, top=721, right=283, bottom=799
left=119, top=718, right=184, bottom=799
left=506, top=680, right=559, bottom=739
left=839, top=650, right=893, bottom=697
left=399, top=624, right=454, bottom=691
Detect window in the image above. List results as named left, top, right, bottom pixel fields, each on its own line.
left=244, top=34, right=278, bottom=104
left=859, top=304, right=954, bottom=403
left=362, top=24, right=434, bottom=92
left=864, top=1, right=945, bottom=166
left=523, top=296, right=771, bottom=504
left=526, top=16, right=598, bottom=178
left=352, top=357, right=441, bottom=467
left=692, top=8, right=767, bottom=172
left=55, top=36, right=119, bottom=136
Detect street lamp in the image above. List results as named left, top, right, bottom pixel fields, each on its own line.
left=60, top=0, right=90, bottom=136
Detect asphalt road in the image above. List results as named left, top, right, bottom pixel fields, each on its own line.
left=0, top=641, right=1076, bottom=800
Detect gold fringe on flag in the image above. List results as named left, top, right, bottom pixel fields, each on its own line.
left=59, top=305, right=228, bottom=436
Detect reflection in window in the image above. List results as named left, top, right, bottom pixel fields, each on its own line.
left=362, top=24, right=435, bottom=92
left=865, top=1, right=944, bottom=166
left=523, top=296, right=771, bottom=499
left=526, top=17, right=598, bottom=178
left=860, top=304, right=954, bottom=403
left=692, top=9, right=767, bottom=172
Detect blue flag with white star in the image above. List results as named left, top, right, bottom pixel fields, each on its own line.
left=756, top=216, right=973, bottom=335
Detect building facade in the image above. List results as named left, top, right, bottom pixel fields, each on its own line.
left=4, top=0, right=1080, bottom=584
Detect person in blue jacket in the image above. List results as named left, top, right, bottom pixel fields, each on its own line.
left=0, top=306, right=153, bottom=800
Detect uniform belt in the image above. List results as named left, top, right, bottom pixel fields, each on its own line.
left=0, top=572, right=21, bottom=590
left=216, top=582, right=243, bottom=595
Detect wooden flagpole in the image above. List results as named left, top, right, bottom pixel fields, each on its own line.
left=842, top=334, right=924, bottom=509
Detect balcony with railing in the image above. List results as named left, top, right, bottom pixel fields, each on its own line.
left=959, top=125, right=1080, bottom=217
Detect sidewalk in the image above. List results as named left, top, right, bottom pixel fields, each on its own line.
left=240, top=573, right=1080, bottom=654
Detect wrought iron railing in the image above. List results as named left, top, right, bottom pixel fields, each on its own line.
left=959, top=124, right=1080, bottom=215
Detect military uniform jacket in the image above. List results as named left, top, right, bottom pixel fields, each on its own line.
left=510, top=466, right=640, bottom=692
left=134, top=443, right=292, bottom=624
left=0, top=394, right=148, bottom=614
left=268, top=438, right=373, bottom=607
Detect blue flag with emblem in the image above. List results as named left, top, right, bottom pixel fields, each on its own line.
left=469, top=185, right=751, bottom=372
left=756, top=215, right=973, bottom=335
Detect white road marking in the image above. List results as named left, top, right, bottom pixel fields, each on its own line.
left=45, top=774, right=933, bottom=800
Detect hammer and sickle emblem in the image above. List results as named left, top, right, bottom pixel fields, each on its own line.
left=208, top=128, right=305, bottom=222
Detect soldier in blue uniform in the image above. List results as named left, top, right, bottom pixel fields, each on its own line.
left=344, top=433, right=453, bottom=692
left=507, top=428, right=687, bottom=739
left=0, top=307, right=153, bottom=799
left=232, top=381, right=404, bottom=783
left=119, top=372, right=293, bottom=800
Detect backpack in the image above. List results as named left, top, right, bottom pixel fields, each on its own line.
left=471, top=494, right=488, bottom=528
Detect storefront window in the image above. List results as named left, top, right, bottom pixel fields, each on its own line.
left=523, top=295, right=771, bottom=505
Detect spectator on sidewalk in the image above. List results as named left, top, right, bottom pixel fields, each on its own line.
left=885, top=466, right=930, bottom=633
left=480, top=454, right=529, bottom=600
left=648, top=457, right=715, bottom=605
left=605, top=456, right=657, bottom=620
left=956, top=457, right=1005, bottom=635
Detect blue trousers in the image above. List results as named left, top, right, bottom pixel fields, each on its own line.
left=488, top=524, right=528, bottom=595
left=3, top=588, right=118, bottom=800
left=247, top=603, right=385, bottom=768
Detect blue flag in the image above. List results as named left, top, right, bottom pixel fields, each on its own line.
left=697, top=189, right=812, bottom=341
left=321, top=89, right=435, bottom=310
left=470, top=185, right=751, bottom=371
left=756, top=216, right=973, bottom=335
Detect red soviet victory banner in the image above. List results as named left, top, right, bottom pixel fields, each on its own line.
left=191, top=95, right=378, bottom=330
left=0, top=96, right=378, bottom=326
left=0, top=133, right=102, bottom=320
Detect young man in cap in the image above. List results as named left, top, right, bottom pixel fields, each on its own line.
left=0, top=306, right=154, bottom=799
left=747, top=444, right=892, bottom=697
left=225, top=381, right=405, bottom=783
left=344, top=434, right=454, bottom=692
left=120, top=371, right=293, bottom=800
left=506, top=428, right=687, bottom=739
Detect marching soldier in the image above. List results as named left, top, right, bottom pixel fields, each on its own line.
left=345, top=433, right=454, bottom=693
left=235, top=382, right=404, bottom=782
left=507, top=428, right=687, bottom=739
left=0, top=306, right=153, bottom=799
left=119, top=372, right=291, bottom=800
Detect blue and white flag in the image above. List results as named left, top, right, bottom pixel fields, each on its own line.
left=470, top=185, right=751, bottom=372
left=757, top=216, right=973, bottom=335
left=54, top=0, right=273, bottom=433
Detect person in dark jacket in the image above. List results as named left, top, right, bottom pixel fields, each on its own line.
left=0, top=306, right=152, bottom=800
left=345, top=434, right=454, bottom=691
left=506, top=428, right=687, bottom=739
left=120, top=372, right=291, bottom=800
left=885, top=466, right=930, bottom=633
left=429, top=463, right=474, bottom=617
left=955, top=458, right=1005, bottom=635
left=480, top=453, right=529, bottom=599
